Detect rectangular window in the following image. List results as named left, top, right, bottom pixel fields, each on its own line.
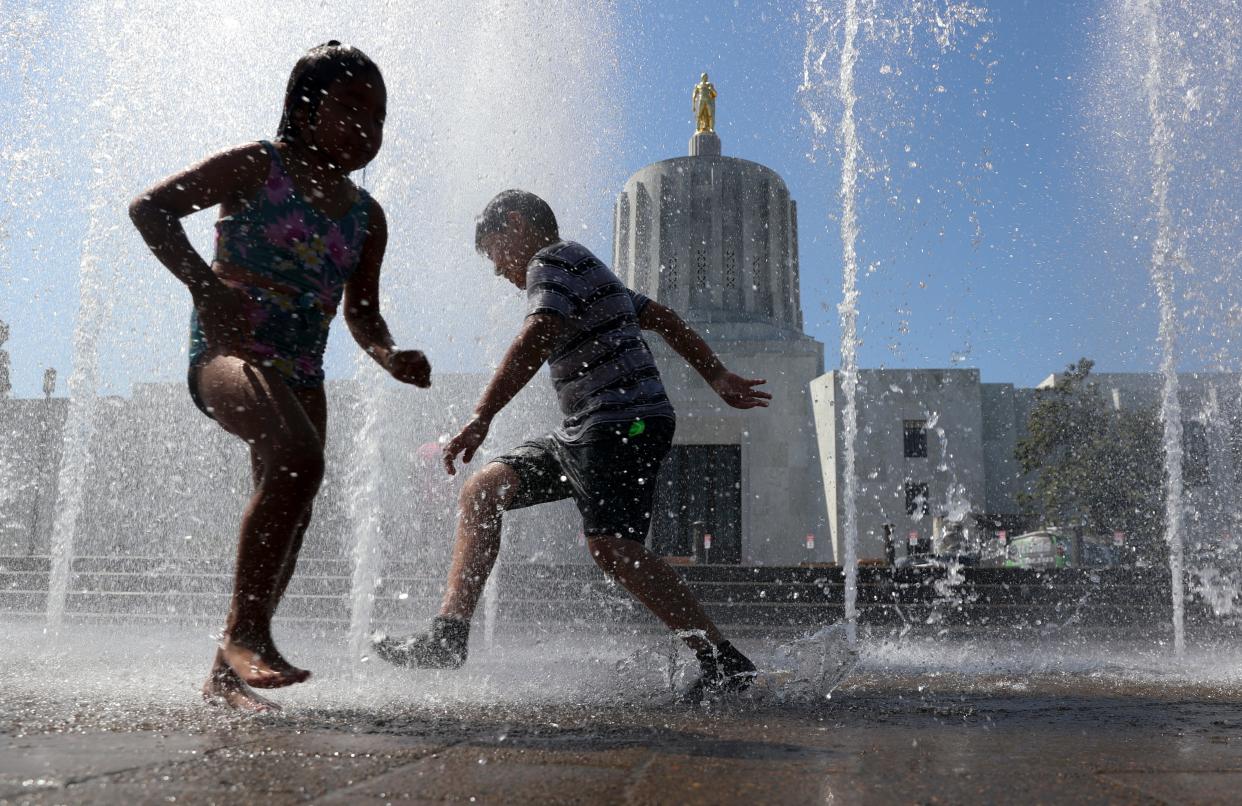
left=905, top=482, right=929, bottom=518
left=903, top=420, right=928, bottom=458
left=1230, top=415, right=1242, bottom=485
left=1183, top=420, right=1210, bottom=487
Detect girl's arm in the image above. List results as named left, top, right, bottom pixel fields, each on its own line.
left=343, top=199, right=431, bottom=387
left=129, top=143, right=268, bottom=348
left=128, top=142, right=267, bottom=294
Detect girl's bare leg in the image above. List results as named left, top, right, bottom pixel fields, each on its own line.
left=203, top=383, right=326, bottom=709
left=266, top=386, right=326, bottom=612
left=204, top=506, right=315, bottom=711
left=194, top=355, right=325, bottom=692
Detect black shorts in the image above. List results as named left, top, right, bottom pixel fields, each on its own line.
left=491, top=417, right=675, bottom=541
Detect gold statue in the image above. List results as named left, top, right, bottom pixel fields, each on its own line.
left=692, top=72, right=717, bottom=133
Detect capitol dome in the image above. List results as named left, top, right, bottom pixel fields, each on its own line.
left=611, top=145, right=802, bottom=335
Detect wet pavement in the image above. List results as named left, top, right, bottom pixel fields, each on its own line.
left=4, top=621, right=1242, bottom=804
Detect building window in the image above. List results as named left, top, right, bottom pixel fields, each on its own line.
left=1230, top=415, right=1242, bottom=485
left=903, top=420, right=928, bottom=458
left=615, top=197, right=630, bottom=274
left=905, top=482, right=929, bottom=518
left=634, top=185, right=653, bottom=290
left=724, top=249, right=737, bottom=289
left=664, top=256, right=678, bottom=291
left=754, top=255, right=773, bottom=316
left=695, top=248, right=708, bottom=287
left=1183, top=420, right=1210, bottom=487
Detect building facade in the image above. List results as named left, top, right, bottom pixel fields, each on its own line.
left=811, top=368, right=1242, bottom=562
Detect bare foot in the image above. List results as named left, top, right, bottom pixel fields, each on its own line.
left=219, top=633, right=311, bottom=689
left=202, top=657, right=282, bottom=713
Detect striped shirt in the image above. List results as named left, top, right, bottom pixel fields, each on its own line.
left=526, top=240, right=675, bottom=442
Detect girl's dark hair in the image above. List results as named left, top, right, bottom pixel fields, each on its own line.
left=475, top=189, right=560, bottom=253
left=277, top=41, right=384, bottom=145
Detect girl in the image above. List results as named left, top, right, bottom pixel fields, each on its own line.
left=130, top=42, right=429, bottom=711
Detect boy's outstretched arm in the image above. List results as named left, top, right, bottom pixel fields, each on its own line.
left=343, top=201, right=431, bottom=388
left=442, top=313, right=564, bottom=474
left=638, top=300, right=771, bottom=409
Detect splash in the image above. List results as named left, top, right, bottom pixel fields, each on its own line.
left=346, top=360, right=387, bottom=664
left=764, top=624, right=859, bottom=700
left=800, top=0, right=989, bottom=647
left=15, top=0, right=622, bottom=633
left=481, top=571, right=500, bottom=650
left=1189, top=566, right=1242, bottom=618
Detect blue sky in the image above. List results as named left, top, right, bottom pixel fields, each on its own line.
left=2, top=0, right=1231, bottom=398
left=610, top=0, right=1163, bottom=387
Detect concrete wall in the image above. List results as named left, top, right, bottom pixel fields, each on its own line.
left=1086, top=372, right=1242, bottom=554
left=979, top=383, right=1040, bottom=517
left=809, top=375, right=839, bottom=561
left=648, top=332, right=826, bottom=565
left=0, top=397, right=66, bottom=555
left=0, top=375, right=588, bottom=571
left=812, top=369, right=989, bottom=561
left=814, top=368, right=1242, bottom=563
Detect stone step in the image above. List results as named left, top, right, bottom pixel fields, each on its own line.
left=0, top=557, right=50, bottom=573
left=0, top=555, right=1179, bottom=585
left=0, top=571, right=1169, bottom=609
left=0, top=556, right=1204, bottom=630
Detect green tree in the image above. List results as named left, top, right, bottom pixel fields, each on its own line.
left=1015, top=359, right=1165, bottom=562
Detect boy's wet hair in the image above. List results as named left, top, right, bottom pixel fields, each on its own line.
left=475, top=190, right=559, bottom=254
left=277, top=41, right=384, bottom=145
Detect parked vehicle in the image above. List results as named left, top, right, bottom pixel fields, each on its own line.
left=1002, top=531, right=1068, bottom=569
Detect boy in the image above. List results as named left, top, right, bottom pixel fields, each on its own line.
left=374, top=190, right=769, bottom=699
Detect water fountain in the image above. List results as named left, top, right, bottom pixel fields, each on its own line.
left=801, top=0, right=989, bottom=653
left=1136, top=0, right=1188, bottom=657
left=3, top=0, right=1242, bottom=729
left=0, top=0, right=620, bottom=638
left=7, top=3, right=1242, bottom=801
left=801, top=0, right=864, bottom=649
left=1090, top=0, right=1242, bottom=653
left=345, top=357, right=386, bottom=665
left=796, top=0, right=1242, bottom=665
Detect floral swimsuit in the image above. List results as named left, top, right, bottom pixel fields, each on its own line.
left=188, top=140, right=371, bottom=413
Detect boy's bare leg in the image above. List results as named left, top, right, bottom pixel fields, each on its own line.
left=204, top=388, right=326, bottom=710
left=195, top=355, right=324, bottom=692
left=587, top=535, right=724, bottom=652
left=439, top=462, right=519, bottom=621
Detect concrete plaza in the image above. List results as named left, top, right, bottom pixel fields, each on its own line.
left=4, top=621, right=1242, bottom=804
